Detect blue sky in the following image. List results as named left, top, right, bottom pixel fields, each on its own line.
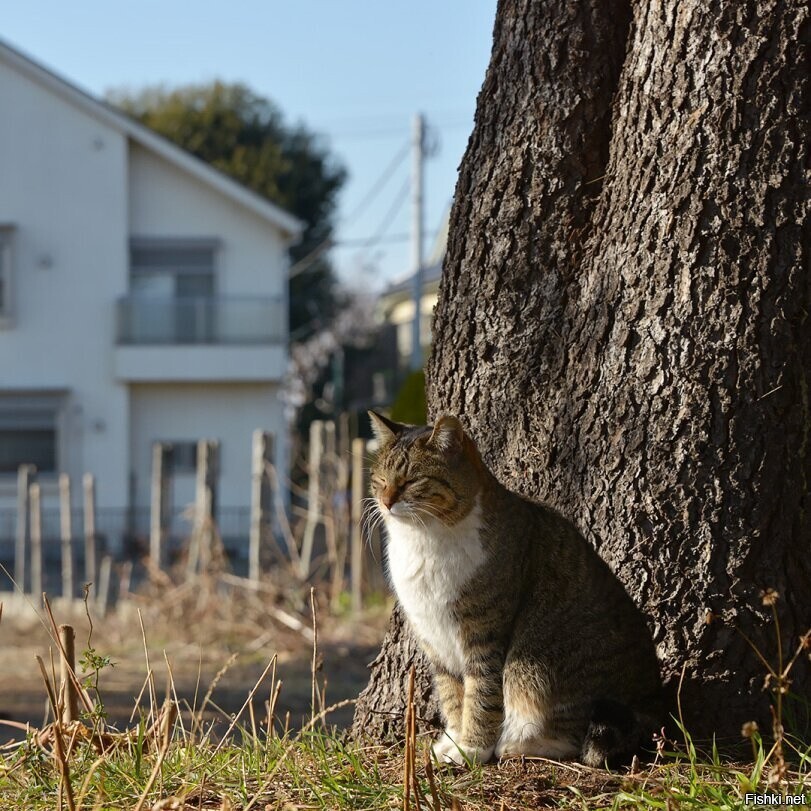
left=3, top=1, right=497, bottom=289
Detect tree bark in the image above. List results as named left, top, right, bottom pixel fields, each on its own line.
left=353, top=0, right=809, bottom=745
left=352, top=604, right=441, bottom=740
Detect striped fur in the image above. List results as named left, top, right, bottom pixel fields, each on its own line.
left=370, top=412, right=663, bottom=768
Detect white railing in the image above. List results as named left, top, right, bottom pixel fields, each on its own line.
left=115, top=295, right=285, bottom=345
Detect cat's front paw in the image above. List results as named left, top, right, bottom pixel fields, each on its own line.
left=432, top=730, right=493, bottom=765
left=431, top=728, right=461, bottom=762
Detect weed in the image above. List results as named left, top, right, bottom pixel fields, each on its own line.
left=0, top=589, right=808, bottom=810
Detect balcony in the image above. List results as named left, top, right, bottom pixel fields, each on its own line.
left=116, top=295, right=284, bottom=345
left=114, top=296, right=287, bottom=383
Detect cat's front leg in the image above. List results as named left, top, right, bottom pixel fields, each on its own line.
left=431, top=668, right=464, bottom=762
left=444, top=660, right=504, bottom=765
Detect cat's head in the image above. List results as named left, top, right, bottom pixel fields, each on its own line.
left=368, top=411, right=481, bottom=526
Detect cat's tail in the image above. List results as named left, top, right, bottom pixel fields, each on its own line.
left=580, top=698, right=660, bottom=769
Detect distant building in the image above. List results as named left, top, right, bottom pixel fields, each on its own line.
left=378, top=261, right=442, bottom=372
left=0, top=40, right=302, bottom=558
left=378, top=209, right=447, bottom=373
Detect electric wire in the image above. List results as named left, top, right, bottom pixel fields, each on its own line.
left=342, top=140, right=409, bottom=223
left=289, top=139, right=410, bottom=279
left=360, top=177, right=411, bottom=251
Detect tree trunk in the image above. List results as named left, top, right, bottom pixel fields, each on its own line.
left=353, top=0, right=809, bottom=745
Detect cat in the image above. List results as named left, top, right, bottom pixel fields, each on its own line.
left=368, top=411, right=663, bottom=768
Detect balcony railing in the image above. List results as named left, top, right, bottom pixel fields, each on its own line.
left=116, top=296, right=285, bottom=345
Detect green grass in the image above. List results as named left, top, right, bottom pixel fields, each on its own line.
left=2, top=701, right=809, bottom=810
left=1, top=590, right=809, bottom=809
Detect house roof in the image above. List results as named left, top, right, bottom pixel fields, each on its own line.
left=0, top=38, right=305, bottom=243
left=382, top=261, right=443, bottom=299
left=378, top=260, right=443, bottom=317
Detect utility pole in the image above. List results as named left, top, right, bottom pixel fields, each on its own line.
left=410, top=112, right=425, bottom=371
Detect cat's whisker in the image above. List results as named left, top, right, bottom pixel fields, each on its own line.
left=361, top=506, right=383, bottom=539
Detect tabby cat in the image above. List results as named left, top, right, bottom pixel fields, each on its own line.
left=369, top=411, right=662, bottom=767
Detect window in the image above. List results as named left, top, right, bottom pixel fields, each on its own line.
left=164, top=441, right=198, bottom=475
left=130, top=238, right=217, bottom=298
left=0, top=225, right=15, bottom=325
left=128, top=238, right=218, bottom=343
left=0, top=429, right=56, bottom=473
left=0, top=396, right=62, bottom=474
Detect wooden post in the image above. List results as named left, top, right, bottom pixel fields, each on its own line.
left=188, top=439, right=218, bottom=575
left=299, top=420, right=323, bottom=578
left=59, top=473, right=74, bottom=602
left=334, top=416, right=351, bottom=597
left=119, top=560, right=133, bottom=597
left=322, top=420, right=341, bottom=601
left=14, top=464, right=35, bottom=593
left=249, top=430, right=274, bottom=583
left=59, top=624, right=79, bottom=724
left=96, top=555, right=112, bottom=615
left=29, top=482, right=42, bottom=602
left=324, top=420, right=336, bottom=461
left=338, top=412, right=351, bottom=468
left=149, top=442, right=172, bottom=569
left=83, top=473, right=97, bottom=588
left=351, top=438, right=366, bottom=613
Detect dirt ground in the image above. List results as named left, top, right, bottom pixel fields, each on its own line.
left=0, top=583, right=389, bottom=746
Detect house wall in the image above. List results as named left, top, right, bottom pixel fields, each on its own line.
left=126, top=145, right=291, bottom=519
left=128, top=145, right=289, bottom=302
left=128, top=382, right=287, bottom=515
left=388, top=293, right=438, bottom=362
left=0, top=54, right=293, bottom=560
left=0, top=58, right=130, bottom=512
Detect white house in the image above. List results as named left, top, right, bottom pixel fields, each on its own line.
left=0, top=39, right=303, bottom=558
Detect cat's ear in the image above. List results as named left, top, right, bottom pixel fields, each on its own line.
left=428, top=415, right=465, bottom=455
left=368, top=411, right=403, bottom=445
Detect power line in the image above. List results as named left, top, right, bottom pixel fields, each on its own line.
left=335, top=233, right=410, bottom=247
left=343, top=140, right=409, bottom=223
left=313, top=109, right=473, bottom=139
left=361, top=177, right=411, bottom=251
left=289, top=139, right=410, bottom=279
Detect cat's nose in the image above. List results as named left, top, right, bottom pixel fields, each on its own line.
left=381, top=488, right=398, bottom=510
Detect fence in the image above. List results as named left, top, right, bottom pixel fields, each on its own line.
left=0, top=421, right=385, bottom=613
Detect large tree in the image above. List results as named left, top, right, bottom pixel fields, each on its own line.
left=110, top=82, right=347, bottom=339
left=353, top=0, right=809, bottom=745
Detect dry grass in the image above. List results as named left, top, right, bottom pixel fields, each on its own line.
left=0, top=584, right=809, bottom=810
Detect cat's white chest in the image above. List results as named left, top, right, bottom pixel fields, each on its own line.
left=384, top=501, right=485, bottom=677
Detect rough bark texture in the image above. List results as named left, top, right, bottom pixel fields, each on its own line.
left=352, top=604, right=441, bottom=739
left=353, top=0, right=809, bottom=745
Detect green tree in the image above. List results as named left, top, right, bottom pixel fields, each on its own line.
left=110, top=82, right=347, bottom=339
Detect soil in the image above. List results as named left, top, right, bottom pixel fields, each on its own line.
left=0, top=590, right=387, bottom=746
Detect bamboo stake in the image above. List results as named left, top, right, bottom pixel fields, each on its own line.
left=331, top=419, right=351, bottom=607
left=96, top=555, right=112, bottom=615
left=14, top=464, right=35, bottom=593
left=188, top=440, right=218, bottom=575
left=149, top=442, right=171, bottom=570
left=324, top=420, right=336, bottom=461
left=265, top=461, right=300, bottom=567
left=323, top=420, right=340, bottom=598
left=36, top=655, right=76, bottom=811
left=351, top=438, right=366, bottom=612
left=249, top=431, right=274, bottom=583
left=299, top=420, right=324, bottom=578
left=59, top=473, right=74, bottom=601
left=59, top=623, right=79, bottom=724
left=83, top=473, right=97, bottom=588
left=119, top=560, right=133, bottom=597
left=29, top=482, right=42, bottom=602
